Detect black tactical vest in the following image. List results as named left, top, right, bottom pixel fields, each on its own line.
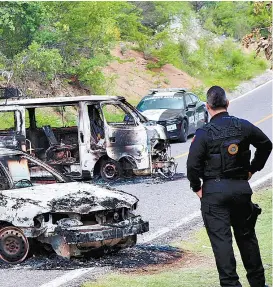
left=202, top=116, right=251, bottom=179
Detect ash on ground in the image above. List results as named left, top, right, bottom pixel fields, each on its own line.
left=0, top=244, right=182, bottom=271
left=94, top=173, right=186, bottom=187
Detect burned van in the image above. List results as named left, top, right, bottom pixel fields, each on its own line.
left=0, top=96, right=176, bottom=180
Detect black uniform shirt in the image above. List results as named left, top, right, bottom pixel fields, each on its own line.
left=187, top=111, right=272, bottom=192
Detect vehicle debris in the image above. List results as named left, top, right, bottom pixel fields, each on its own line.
left=0, top=148, right=149, bottom=264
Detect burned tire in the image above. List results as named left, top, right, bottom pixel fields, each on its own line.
left=108, top=235, right=137, bottom=255
left=117, top=235, right=137, bottom=248
left=0, top=226, right=29, bottom=264
left=100, top=159, right=122, bottom=181
left=177, top=120, right=188, bottom=143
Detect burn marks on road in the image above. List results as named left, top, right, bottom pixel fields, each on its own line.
left=0, top=244, right=183, bottom=270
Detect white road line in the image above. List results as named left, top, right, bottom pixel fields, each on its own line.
left=39, top=268, right=95, bottom=287
left=229, top=80, right=272, bottom=103
left=139, top=172, right=273, bottom=244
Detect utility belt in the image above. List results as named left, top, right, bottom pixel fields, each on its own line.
left=203, top=174, right=248, bottom=182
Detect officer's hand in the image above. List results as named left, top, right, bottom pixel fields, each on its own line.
left=248, top=172, right=252, bottom=180
left=196, top=188, right=202, bottom=199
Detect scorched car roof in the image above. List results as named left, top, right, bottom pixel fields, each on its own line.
left=0, top=95, right=125, bottom=107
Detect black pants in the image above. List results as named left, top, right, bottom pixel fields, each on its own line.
left=201, top=179, right=265, bottom=287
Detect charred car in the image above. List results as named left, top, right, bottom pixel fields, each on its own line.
left=0, top=148, right=149, bottom=264
left=136, top=88, right=208, bottom=142
left=0, top=91, right=176, bottom=180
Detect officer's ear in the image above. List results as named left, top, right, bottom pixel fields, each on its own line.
left=225, top=99, right=229, bottom=109
left=206, top=103, right=211, bottom=111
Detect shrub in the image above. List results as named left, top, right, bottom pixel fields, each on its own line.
left=13, top=42, right=64, bottom=82
left=66, top=55, right=111, bottom=94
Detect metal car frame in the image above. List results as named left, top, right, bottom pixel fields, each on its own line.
left=0, top=95, right=176, bottom=180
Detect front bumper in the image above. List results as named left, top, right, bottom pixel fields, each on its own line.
left=157, top=121, right=181, bottom=140
left=56, top=216, right=149, bottom=244
left=166, top=129, right=180, bottom=139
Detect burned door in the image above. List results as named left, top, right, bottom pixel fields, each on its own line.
left=78, top=102, right=105, bottom=178
left=100, top=101, right=150, bottom=170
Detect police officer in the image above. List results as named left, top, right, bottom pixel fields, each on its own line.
left=187, top=86, right=272, bottom=287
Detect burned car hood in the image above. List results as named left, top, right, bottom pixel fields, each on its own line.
left=142, top=109, right=181, bottom=121
left=0, top=182, right=138, bottom=226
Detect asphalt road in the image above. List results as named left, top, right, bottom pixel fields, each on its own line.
left=0, top=81, right=272, bottom=287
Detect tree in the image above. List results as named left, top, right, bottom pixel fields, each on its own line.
left=0, top=2, right=47, bottom=58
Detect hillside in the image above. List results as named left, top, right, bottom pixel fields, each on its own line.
left=0, top=2, right=271, bottom=100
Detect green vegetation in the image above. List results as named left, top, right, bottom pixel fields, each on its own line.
left=82, top=188, right=272, bottom=287
left=186, top=39, right=266, bottom=90
left=0, top=112, right=15, bottom=129
left=0, top=2, right=270, bottom=95
left=198, top=2, right=272, bottom=40
left=33, top=107, right=78, bottom=128
left=151, top=38, right=267, bottom=90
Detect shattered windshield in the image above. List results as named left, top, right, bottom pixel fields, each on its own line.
left=137, top=97, right=185, bottom=112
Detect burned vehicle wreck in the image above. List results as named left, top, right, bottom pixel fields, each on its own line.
left=0, top=148, right=149, bottom=264
left=0, top=93, right=177, bottom=180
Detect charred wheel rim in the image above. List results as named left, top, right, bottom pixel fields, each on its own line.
left=101, top=160, right=121, bottom=180
left=0, top=226, right=29, bottom=264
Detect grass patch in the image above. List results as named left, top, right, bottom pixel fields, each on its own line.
left=113, top=56, right=135, bottom=64
left=83, top=188, right=272, bottom=287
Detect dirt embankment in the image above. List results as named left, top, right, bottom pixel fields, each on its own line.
left=103, top=47, right=201, bottom=103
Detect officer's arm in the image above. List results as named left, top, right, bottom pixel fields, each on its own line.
left=248, top=123, right=272, bottom=174
left=186, top=129, right=207, bottom=192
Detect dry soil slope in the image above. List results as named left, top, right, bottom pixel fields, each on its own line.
left=103, top=47, right=201, bottom=102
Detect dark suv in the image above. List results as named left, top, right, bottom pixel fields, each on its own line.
left=136, top=88, right=208, bottom=142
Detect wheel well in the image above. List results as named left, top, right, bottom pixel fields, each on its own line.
left=93, top=155, right=137, bottom=177
left=0, top=221, right=13, bottom=228
left=183, top=117, right=189, bottom=128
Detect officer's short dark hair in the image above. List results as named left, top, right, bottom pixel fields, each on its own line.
left=207, top=86, right=228, bottom=110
